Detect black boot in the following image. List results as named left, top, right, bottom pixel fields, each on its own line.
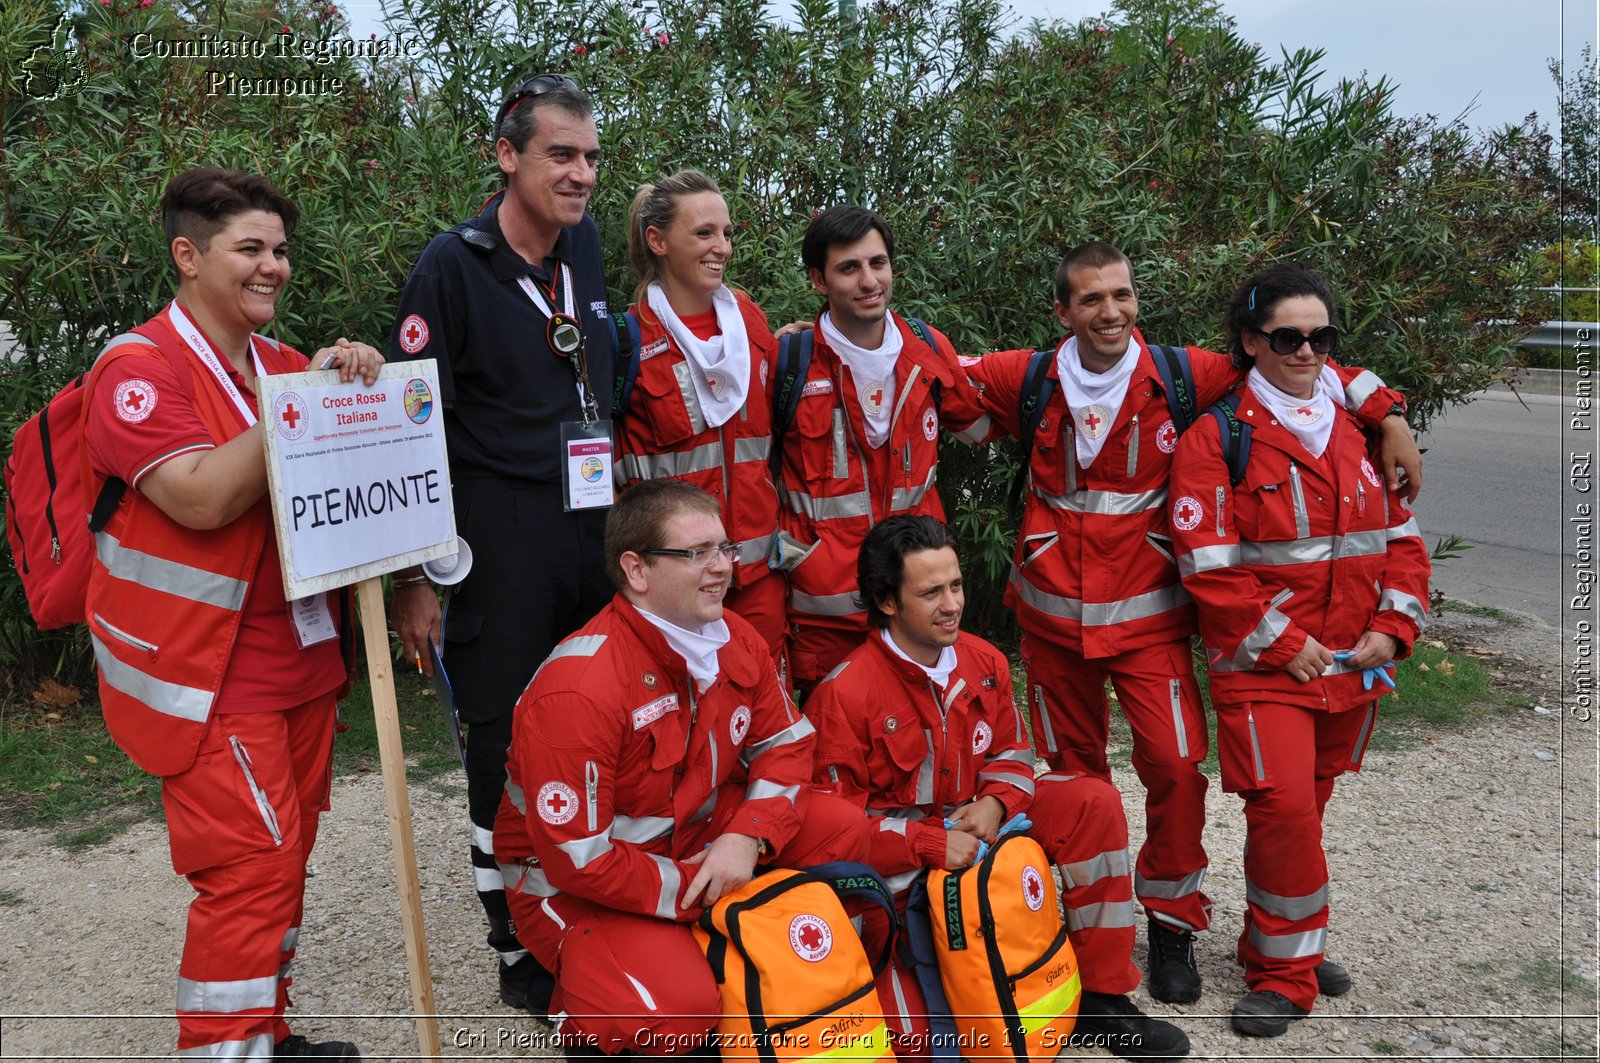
left=1071, top=991, right=1190, bottom=1061
left=274, top=1034, right=361, bottom=1060
left=1145, top=917, right=1202, bottom=1003
left=1230, top=990, right=1310, bottom=1037
left=500, top=952, right=556, bottom=1015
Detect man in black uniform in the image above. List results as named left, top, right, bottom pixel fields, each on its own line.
left=386, top=74, right=615, bottom=1015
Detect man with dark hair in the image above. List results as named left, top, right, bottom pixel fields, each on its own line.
left=385, top=74, right=616, bottom=1014
left=492, top=480, right=871, bottom=1056
left=809, top=515, right=1190, bottom=1062
left=82, top=165, right=383, bottom=1060
left=777, top=205, right=991, bottom=696
left=961, top=240, right=1421, bottom=1004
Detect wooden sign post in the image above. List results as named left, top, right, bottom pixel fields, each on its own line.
left=258, top=360, right=454, bottom=1058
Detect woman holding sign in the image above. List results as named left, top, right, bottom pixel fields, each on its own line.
left=615, top=169, right=788, bottom=659
left=79, top=166, right=383, bottom=1060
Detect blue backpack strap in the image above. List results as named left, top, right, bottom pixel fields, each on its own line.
left=1147, top=343, right=1198, bottom=433
left=904, top=873, right=963, bottom=1063
left=1007, top=347, right=1057, bottom=519
left=804, top=862, right=901, bottom=976
left=1204, top=391, right=1252, bottom=485
left=905, top=316, right=944, bottom=409
left=769, top=328, right=814, bottom=478
left=610, top=310, right=641, bottom=416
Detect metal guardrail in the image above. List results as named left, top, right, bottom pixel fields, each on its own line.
left=1517, top=321, right=1599, bottom=351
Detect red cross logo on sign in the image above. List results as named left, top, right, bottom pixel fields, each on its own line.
left=1172, top=495, right=1203, bottom=531
left=398, top=313, right=430, bottom=355
left=536, top=781, right=579, bottom=825
left=1022, top=865, right=1046, bottom=911
left=281, top=403, right=302, bottom=430
left=113, top=379, right=158, bottom=424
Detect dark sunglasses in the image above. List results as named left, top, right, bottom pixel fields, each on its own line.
left=494, top=74, right=581, bottom=133
left=1248, top=324, right=1341, bottom=357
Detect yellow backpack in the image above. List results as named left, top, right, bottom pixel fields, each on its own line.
left=909, top=833, right=1080, bottom=1062
left=695, top=864, right=897, bottom=1063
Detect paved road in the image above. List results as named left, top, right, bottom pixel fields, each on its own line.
left=1416, top=388, right=1576, bottom=627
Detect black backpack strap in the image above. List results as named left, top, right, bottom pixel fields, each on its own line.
left=610, top=310, right=641, bottom=416
left=769, top=329, right=814, bottom=478
left=1147, top=343, right=1198, bottom=433
left=1204, top=392, right=1252, bottom=486
left=1007, top=348, right=1057, bottom=519
left=804, top=862, right=901, bottom=977
left=447, top=221, right=498, bottom=254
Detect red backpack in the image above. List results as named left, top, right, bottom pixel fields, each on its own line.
left=3, top=329, right=171, bottom=629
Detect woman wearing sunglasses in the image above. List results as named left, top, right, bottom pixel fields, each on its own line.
left=1167, top=263, right=1431, bottom=1038
left=614, top=169, right=788, bottom=660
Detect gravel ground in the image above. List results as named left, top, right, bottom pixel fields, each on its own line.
left=1, top=607, right=1595, bottom=1062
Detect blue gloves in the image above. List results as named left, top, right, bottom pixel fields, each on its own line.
left=1333, top=650, right=1397, bottom=691
left=944, top=812, right=1034, bottom=861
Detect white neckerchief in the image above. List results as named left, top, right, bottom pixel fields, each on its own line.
left=1055, top=335, right=1138, bottom=468
left=821, top=312, right=903, bottom=448
left=647, top=283, right=750, bottom=428
left=638, top=608, right=731, bottom=691
left=166, top=301, right=267, bottom=427
left=881, top=627, right=958, bottom=691
left=1248, top=365, right=1341, bottom=458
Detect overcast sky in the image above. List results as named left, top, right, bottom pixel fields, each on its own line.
left=343, top=0, right=1594, bottom=136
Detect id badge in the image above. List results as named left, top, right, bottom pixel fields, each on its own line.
left=289, top=593, right=338, bottom=648
left=560, top=419, right=615, bottom=511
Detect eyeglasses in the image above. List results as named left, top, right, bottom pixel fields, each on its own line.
left=643, top=543, right=739, bottom=567
left=494, top=74, right=581, bottom=133
left=1248, top=325, right=1341, bottom=357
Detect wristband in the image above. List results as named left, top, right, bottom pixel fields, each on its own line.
left=392, top=572, right=432, bottom=589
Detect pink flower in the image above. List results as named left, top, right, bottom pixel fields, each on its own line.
left=405, top=95, right=415, bottom=105
left=281, top=25, right=291, bottom=32
left=366, top=159, right=380, bottom=171
left=655, top=30, right=669, bottom=45
left=326, top=3, right=337, bottom=12
left=140, top=1, right=152, bottom=7
left=575, top=44, right=587, bottom=55
left=1148, top=179, right=1161, bottom=190
left=99, top=1, right=110, bottom=7
left=1094, top=23, right=1109, bottom=33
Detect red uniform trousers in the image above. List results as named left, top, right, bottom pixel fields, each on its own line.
left=1215, top=699, right=1377, bottom=1010
left=163, top=694, right=336, bottom=1057
left=509, top=791, right=873, bottom=1055
left=1021, top=634, right=1212, bottom=934
left=871, top=773, right=1140, bottom=1063
left=724, top=572, right=788, bottom=665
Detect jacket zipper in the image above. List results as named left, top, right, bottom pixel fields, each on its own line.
left=1288, top=462, right=1310, bottom=539
left=1126, top=415, right=1139, bottom=477
left=585, top=761, right=599, bottom=832
left=230, top=736, right=284, bottom=846
left=92, top=613, right=158, bottom=656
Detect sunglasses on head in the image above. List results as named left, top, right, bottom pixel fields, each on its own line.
left=495, top=74, right=580, bottom=133
left=1248, top=324, right=1341, bottom=357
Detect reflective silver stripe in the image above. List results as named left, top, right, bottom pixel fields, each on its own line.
left=889, top=464, right=938, bottom=512
left=1352, top=702, right=1377, bottom=764
left=951, top=412, right=992, bottom=444
left=1179, top=544, right=1242, bottom=576
left=230, top=737, right=283, bottom=847
left=91, top=633, right=213, bottom=722
left=746, top=780, right=801, bottom=804
left=736, top=532, right=778, bottom=566
left=1378, top=587, right=1428, bottom=626
left=987, top=747, right=1034, bottom=766
left=1233, top=589, right=1293, bottom=668
left=648, top=853, right=682, bottom=919
left=500, top=862, right=559, bottom=897
left=877, top=817, right=909, bottom=835
left=865, top=805, right=929, bottom=822
left=1032, top=683, right=1059, bottom=755
left=95, top=532, right=248, bottom=610
left=1064, top=425, right=1077, bottom=493
left=886, top=868, right=923, bottom=893
left=1057, top=847, right=1130, bottom=888
left=1011, top=574, right=1190, bottom=627
left=472, top=823, right=495, bottom=851
left=1246, top=879, right=1328, bottom=921
left=1387, top=517, right=1422, bottom=540
left=1065, top=899, right=1137, bottom=931
left=978, top=766, right=1036, bottom=796
left=1247, top=706, right=1265, bottom=783
left=783, top=488, right=872, bottom=522
left=1135, top=866, right=1207, bottom=901
left=1031, top=486, right=1168, bottom=516
left=831, top=409, right=848, bottom=478
left=506, top=779, right=527, bottom=814
left=611, top=815, right=674, bottom=843
left=673, top=361, right=707, bottom=434
left=474, top=865, right=503, bottom=892
left=96, top=332, right=150, bottom=363
left=533, top=634, right=608, bottom=681
left=1239, top=530, right=1388, bottom=567
left=1208, top=653, right=1367, bottom=676
left=177, top=1034, right=274, bottom=1060
left=176, top=974, right=278, bottom=1013
left=733, top=436, right=771, bottom=463
left=914, top=729, right=937, bottom=805
left=618, top=441, right=724, bottom=481
left=1169, top=679, right=1189, bottom=759
left=1343, top=369, right=1382, bottom=411
left=1248, top=924, right=1327, bottom=960
left=742, top=716, right=816, bottom=761
left=689, top=791, right=718, bottom=824
left=557, top=832, right=613, bottom=870
left=1288, top=464, right=1310, bottom=539
left=281, top=927, right=299, bottom=952
left=1126, top=415, right=1139, bottom=477
left=791, top=587, right=859, bottom=617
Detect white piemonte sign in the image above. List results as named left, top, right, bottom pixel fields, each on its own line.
left=259, top=359, right=455, bottom=598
